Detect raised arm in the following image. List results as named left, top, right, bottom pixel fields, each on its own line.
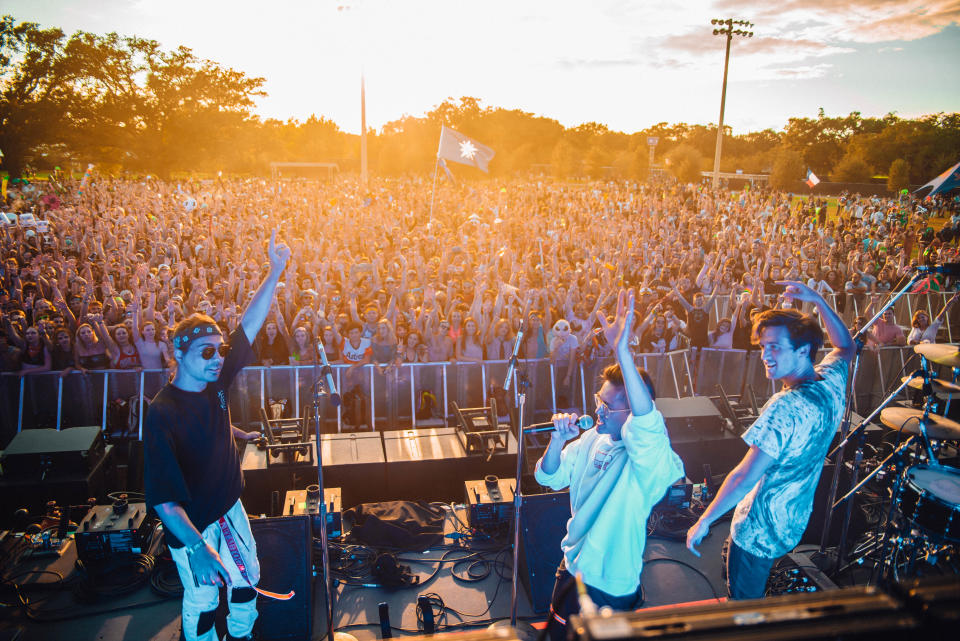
left=597, top=289, right=653, bottom=416
left=241, top=229, right=291, bottom=344
left=671, top=286, right=694, bottom=312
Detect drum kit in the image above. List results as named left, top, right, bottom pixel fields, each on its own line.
left=834, top=343, right=960, bottom=582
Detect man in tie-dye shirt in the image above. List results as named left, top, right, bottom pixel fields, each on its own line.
left=686, top=281, right=853, bottom=599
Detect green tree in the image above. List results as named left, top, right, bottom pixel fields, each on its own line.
left=665, top=144, right=703, bottom=184
left=887, top=158, right=911, bottom=193
left=611, top=148, right=648, bottom=181
left=769, top=148, right=804, bottom=191
left=830, top=152, right=872, bottom=182
left=0, top=16, right=82, bottom=178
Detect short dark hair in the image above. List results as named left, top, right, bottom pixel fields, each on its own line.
left=751, top=309, right=823, bottom=363
left=601, top=363, right=656, bottom=402
left=345, top=322, right=362, bottom=333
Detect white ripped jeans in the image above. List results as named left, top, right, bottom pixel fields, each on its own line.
left=169, top=499, right=260, bottom=641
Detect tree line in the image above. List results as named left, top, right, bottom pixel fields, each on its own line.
left=2, top=16, right=958, bottom=191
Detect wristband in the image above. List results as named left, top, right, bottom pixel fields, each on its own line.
left=184, top=539, right=206, bottom=557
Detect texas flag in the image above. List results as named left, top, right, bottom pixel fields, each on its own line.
left=437, top=125, right=495, bottom=172
left=805, top=169, right=821, bottom=188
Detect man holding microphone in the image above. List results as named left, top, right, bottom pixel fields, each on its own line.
left=536, top=290, right=685, bottom=641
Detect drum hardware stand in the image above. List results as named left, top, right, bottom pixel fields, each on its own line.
left=913, top=363, right=942, bottom=467
left=312, top=339, right=342, bottom=641
left=820, top=272, right=923, bottom=568
left=828, top=371, right=921, bottom=568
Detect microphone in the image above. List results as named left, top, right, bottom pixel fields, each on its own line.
left=315, top=338, right=342, bottom=407
left=503, top=320, right=525, bottom=392
left=523, top=415, right=594, bottom=434
left=915, top=263, right=960, bottom=277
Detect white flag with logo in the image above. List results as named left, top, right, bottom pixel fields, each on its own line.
left=437, top=125, right=495, bottom=172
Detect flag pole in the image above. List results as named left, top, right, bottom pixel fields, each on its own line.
left=430, top=128, right=444, bottom=222
left=429, top=155, right=440, bottom=222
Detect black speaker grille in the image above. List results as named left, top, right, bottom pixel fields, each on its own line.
left=249, top=515, right=314, bottom=641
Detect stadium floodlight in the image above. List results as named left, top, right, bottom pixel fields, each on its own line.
left=710, top=18, right=754, bottom=190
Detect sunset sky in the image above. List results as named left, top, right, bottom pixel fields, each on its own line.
left=7, top=0, right=960, bottom=135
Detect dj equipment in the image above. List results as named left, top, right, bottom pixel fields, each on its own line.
left=75, top=496, right=151, bottom=563
left=465, top=476, right=515, bottom=534
left=282, top=485, right=342, bottom=537
left=570, top=586, right=917, bottom=641
left=0, top=426, right=105, bottom=478
left=249, top=515, right=314, bottom=641
left=653, top=479, right=694, bottom=510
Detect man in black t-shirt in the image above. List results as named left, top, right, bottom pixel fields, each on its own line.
left=671, top=285, right=718, bottom=349
left=144, top=230, right=290, bottom=641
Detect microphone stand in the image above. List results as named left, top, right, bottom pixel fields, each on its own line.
left=819, top=270, right=923, bottom=570
left=504, top=320, right=525, bottom=394
left=312, top=337, right=339, bottom=641
left=509, top=366, right=531, bottom=628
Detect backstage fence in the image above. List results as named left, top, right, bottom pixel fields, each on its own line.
left=1, top=291, right=957, bottom=446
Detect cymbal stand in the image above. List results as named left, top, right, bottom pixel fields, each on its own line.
left=820, top=272, right=923, bottom=565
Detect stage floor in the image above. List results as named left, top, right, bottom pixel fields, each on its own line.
left=0, top=518, right=730, bottom=641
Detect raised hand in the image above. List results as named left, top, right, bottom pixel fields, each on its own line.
left=596, top=289, right=635, bottom=354
left=776, top=280, right=822, bottom=304
left=268, top=228, right=292, bottom=274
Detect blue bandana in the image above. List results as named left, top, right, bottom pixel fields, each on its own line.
left=173, top=322, right=222, bottom=350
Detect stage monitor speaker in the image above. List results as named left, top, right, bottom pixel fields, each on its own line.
left=249, top=515, right=314, bottom=641
left=518, top=490, right=570, bottom=613
left=0, top=426, right=105, bottom=478
left=656, top=397, right=726, bottom=439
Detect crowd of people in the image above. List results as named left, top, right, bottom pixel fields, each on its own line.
left=2, top=173, right=959, bottom=386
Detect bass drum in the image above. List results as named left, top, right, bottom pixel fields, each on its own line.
left=898, top=464, right=960, bottom=542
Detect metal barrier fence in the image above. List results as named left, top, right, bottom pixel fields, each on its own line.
left=0, top=352, right=696, bottom=444
left=2, top=292, right=957, bottom=446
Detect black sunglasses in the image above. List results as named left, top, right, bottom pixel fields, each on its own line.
left=198, top=344, right=231, bottom=360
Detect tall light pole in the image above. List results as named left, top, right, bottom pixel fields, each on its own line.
left=710, top=18, right=753, bottom=190
left=360, top=71, right=368, bottom=186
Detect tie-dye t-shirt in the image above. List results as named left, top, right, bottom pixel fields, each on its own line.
left=730, top=355, right=848, bottom=559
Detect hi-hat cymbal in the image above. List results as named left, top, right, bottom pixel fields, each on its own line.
left=900, top=375, right=960, bottom=399
left=914, top=343, right=960, bottom=368
left=880, top=407, right=960, bottom=440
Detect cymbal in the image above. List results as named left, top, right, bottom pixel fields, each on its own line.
left=914, top=343, right=960, bottom=368
left=880, top=407, right=960, bottom=440
left=901, top=375, right=960, bottom=399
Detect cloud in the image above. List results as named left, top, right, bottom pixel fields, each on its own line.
left=556, top=57, right=643, bottom=69
left=712, top=0, right=960, bottom=43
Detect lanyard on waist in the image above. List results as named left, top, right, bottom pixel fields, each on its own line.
left=217, top=516, right=295, bottom=601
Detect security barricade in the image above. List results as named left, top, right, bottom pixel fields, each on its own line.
left=3, top=293, right=959, bottom=446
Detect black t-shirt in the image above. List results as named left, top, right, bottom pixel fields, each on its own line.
left=686, top=308, right=710, bottom=348
left=256, top=334, right=290, bottom=365
left=143, top=327, right=253, bottom=548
